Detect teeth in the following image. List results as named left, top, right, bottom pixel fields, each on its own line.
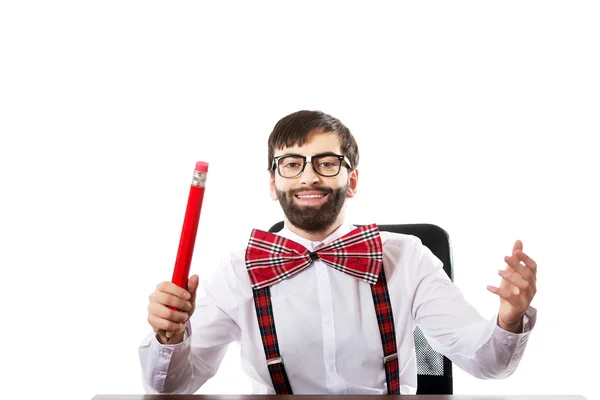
left=297, top=195, right=324, bottom=199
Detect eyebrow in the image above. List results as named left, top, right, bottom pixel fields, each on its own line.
left=277, top=151, right=342, bottom=158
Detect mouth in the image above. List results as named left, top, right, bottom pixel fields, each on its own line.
left=293, top=191, right=329, bottom=205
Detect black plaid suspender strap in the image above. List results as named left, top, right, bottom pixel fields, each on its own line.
left=370, top=267, right=401, bottom=394
left=252, top=267, right=401, bottom=394
left=252, top=285, right=294, bottom=394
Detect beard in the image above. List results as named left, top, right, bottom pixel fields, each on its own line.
left=276, top=184, right=348, bottom=234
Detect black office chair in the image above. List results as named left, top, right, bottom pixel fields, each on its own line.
left=268, top=222, right=454, bottom=395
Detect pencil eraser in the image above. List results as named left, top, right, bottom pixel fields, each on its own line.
left=195, top=161, right=209, bottom=173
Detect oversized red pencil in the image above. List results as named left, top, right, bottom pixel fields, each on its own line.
left=171, top=161, right=208, bottom=294
left=165, top=162, right=208, bottom=341
left=171, top=161, right=208, bottom=290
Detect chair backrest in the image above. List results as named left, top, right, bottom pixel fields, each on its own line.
left=268, top=222, right=454, bottom=395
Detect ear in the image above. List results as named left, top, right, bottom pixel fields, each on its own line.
left=269, top=173, right=278, bottom=201
left=346, top=168, right=359, bottom=198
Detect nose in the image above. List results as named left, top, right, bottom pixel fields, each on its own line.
left=299, top=161, right=320, bottom=184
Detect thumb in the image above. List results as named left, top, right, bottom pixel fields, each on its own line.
left=188, top=274, right=200, bottom=300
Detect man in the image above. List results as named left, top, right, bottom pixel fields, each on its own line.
left=139, top=110, right=537, bottom=394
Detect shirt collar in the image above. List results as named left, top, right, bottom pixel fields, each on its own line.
left=278, top=221, right=354, bottom=252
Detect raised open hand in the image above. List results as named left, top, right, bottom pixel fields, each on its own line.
left=487, top=240, right=537, bottom=332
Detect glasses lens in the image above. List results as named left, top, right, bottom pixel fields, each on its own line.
left=313, top=155, right=342, bottom=177
left=277, top=156, right=305, bottom=178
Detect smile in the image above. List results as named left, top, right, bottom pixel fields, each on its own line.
left=295, top=194, right=326, bottom=199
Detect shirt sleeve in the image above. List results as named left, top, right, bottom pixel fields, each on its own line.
left=407, top=236, right=537, bottom=379
left=138, top=255, right=243, bottom=393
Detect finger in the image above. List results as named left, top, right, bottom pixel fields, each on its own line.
left=516, top=250, right=537, bottom=273
left=487, top=285, right=526, bottom=308
left=156, top=281, right=191, bottom=300
left=504, top=255, right=535, bottom=282
left=498, top=269, right=531, bottom=292
left=148, top=302, right=190, bottom=324
left=151, top=291, right=193, bottom=311
left=155, top=328, right=168, bottom=338
left=148, top=313, right=187, bottom=335
left=512, top=240, right=523, bottom=256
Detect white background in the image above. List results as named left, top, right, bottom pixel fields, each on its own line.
left=1, top=1, right=598, bottom=399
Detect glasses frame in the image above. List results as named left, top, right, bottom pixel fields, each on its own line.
left=271, top=153, right=353, bottom=179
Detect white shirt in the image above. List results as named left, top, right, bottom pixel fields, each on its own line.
left=139, top=222, right=536, bottom=394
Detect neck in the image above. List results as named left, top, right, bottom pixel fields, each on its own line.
left=285, top=215, right=345, bottom=242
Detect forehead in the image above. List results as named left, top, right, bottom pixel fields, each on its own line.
left=274, top=131, right=342, bottom=156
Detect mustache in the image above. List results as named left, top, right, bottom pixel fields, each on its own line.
left=289, top=186, right=333, bottom=196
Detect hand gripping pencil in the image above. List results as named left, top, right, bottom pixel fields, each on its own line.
left=166, top=161, right=208, bottom=341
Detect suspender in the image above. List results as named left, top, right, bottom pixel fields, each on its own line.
left=253, top=285, right=293, bottom=394
left=252, top=267, right=400, bottom=394
left=370, top=267, right=400, bottom=394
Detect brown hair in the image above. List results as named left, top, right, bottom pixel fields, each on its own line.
left=267, top=110, right=359, bottom=174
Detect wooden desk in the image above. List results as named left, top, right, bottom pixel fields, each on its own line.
left=93, top=395, right=587, bottom=400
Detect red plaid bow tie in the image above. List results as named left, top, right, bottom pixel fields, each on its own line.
left=245, top=224, right=383, bottom=289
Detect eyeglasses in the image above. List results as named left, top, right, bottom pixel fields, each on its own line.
left=272, top=153, right=352, bottom=179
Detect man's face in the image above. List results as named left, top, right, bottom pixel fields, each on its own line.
left=269, top=131, right=358, bottom=234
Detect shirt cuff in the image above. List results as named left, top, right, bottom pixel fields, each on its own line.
left=493, top=306, right=537, bottom=373
left=145, top=323, right=193, bottom=392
